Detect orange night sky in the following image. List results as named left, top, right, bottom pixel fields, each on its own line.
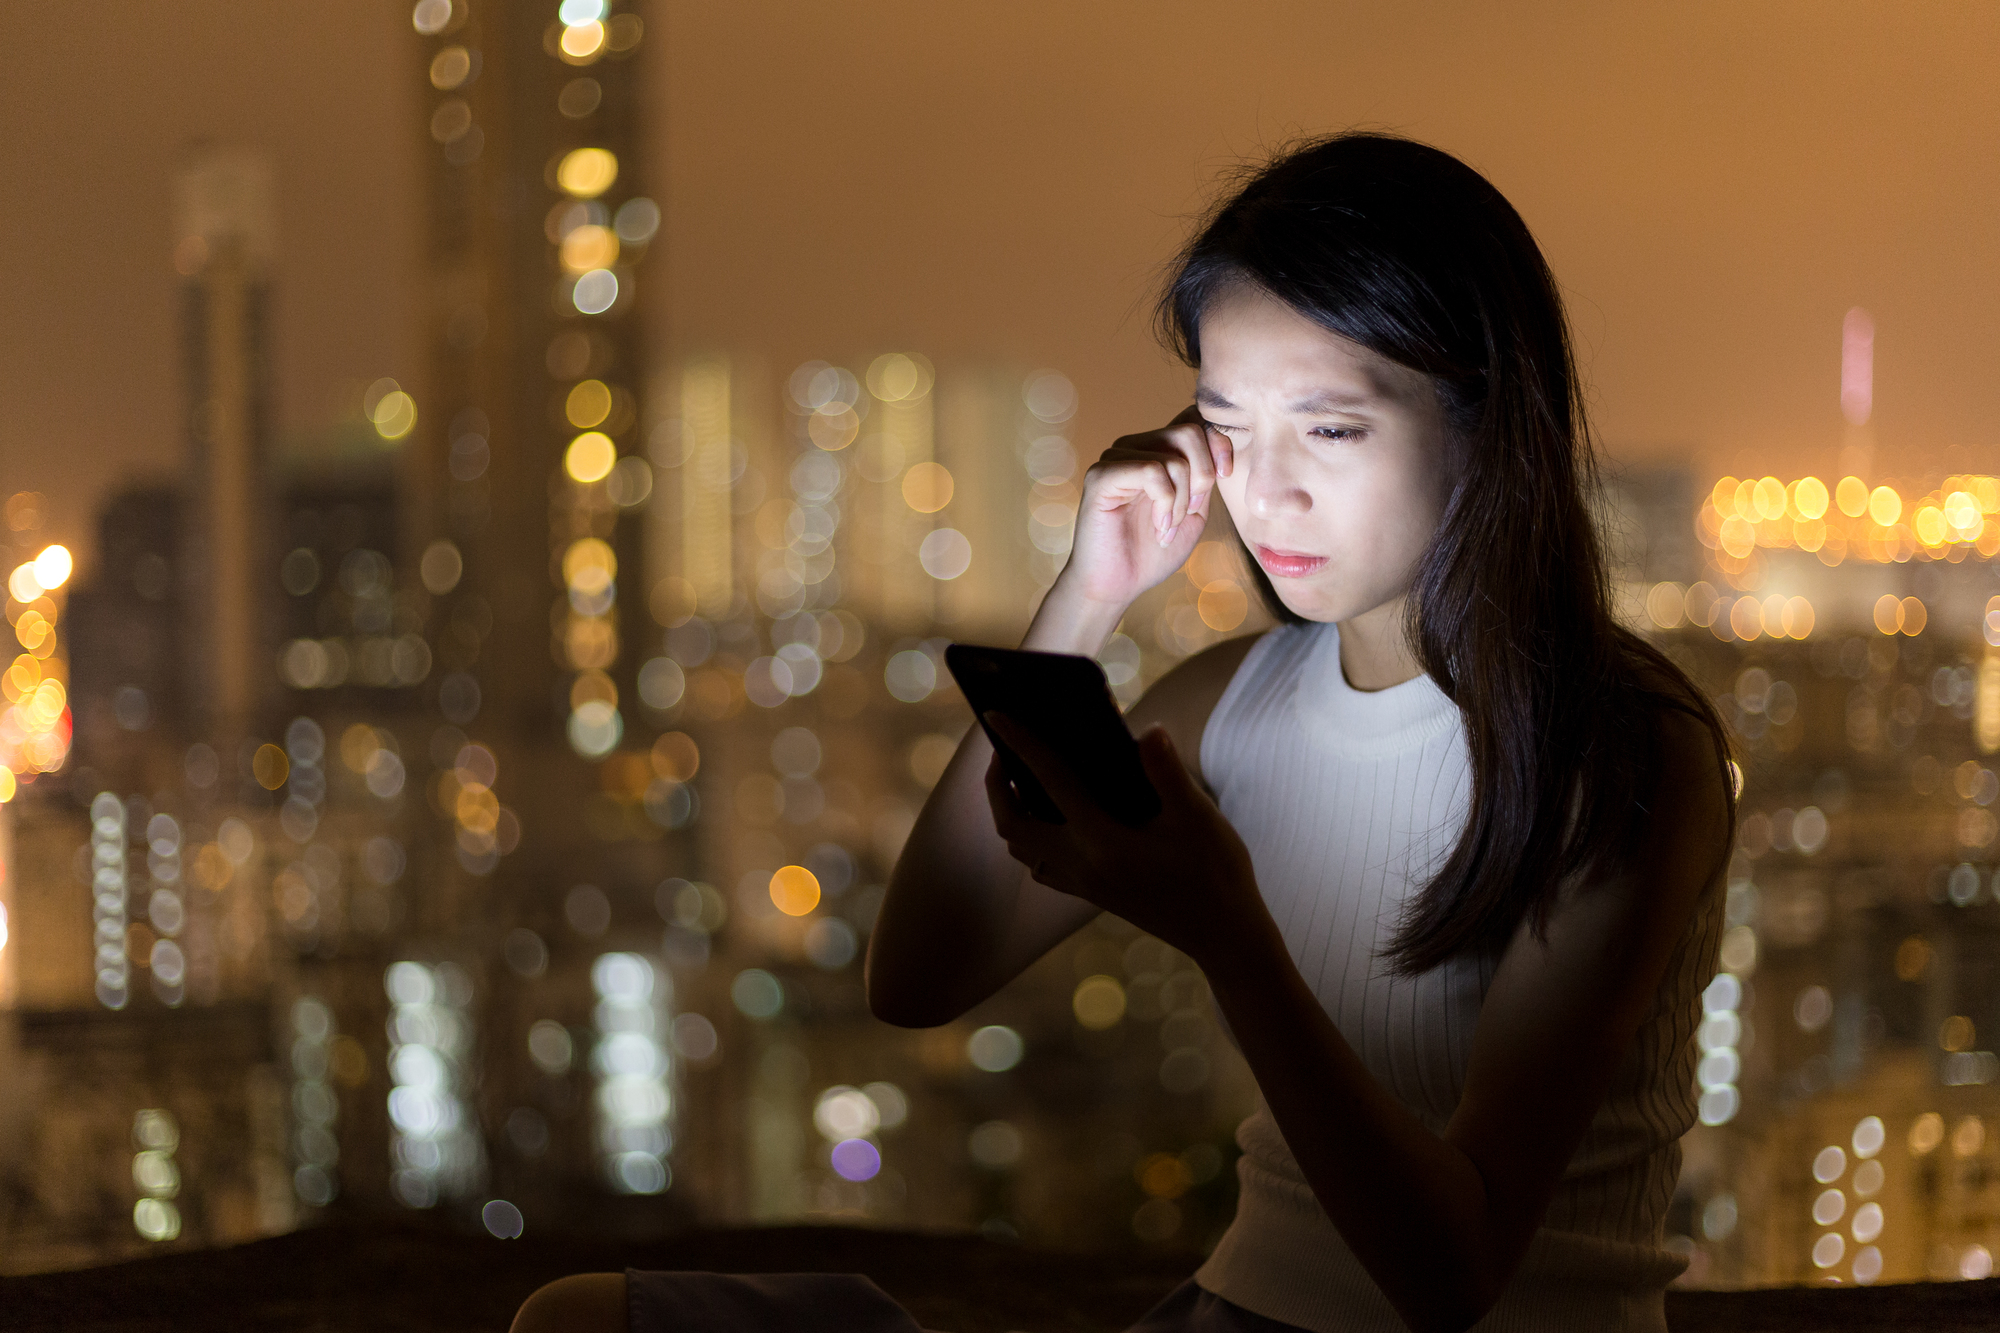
left=4, top=1, right=1997, bottom=574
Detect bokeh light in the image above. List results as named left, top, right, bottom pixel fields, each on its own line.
left=572, top=270, right=619, bottom=314
left=560, top=224, right=619, bottom=273
left=1072, top=975, right=1127, bottom=1030
left=967, top=1025, right=1024, bottom=1073
left=557, top=147, right=619, bottom=198
left=559, top=21, right=605, bottom=61
left=564, top=432, right=617, bottom=483
left=830, top=1139, right=881, bottom=1182
left=481, top=1199, right=525, bottom=1239
left=429, top=45, right=473, bottom=89
left=592, top=953, right=673, bottom=1195
left=730, top=969, right=783, bottom=1020
left=769, top=865, right=821, bottom=916
left=901, top=461, right=954, bottom=513
left=29, top=545, right=70, bottom=591
left=370, top=388, right=417, bottom=441
left=411, top=0, right=452, bottom=35
left=565, top=380, right=613, bottom=429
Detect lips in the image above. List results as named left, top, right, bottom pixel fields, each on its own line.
left=1253, top=545, right=1329, bottom=578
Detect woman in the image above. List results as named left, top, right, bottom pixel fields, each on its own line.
left=514, top=132, right=1732, bottom=1333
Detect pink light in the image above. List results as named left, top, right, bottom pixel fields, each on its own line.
left=830, top=1138, right=881, bottom=1182
left=1841, top=307, right=1874, bottom=426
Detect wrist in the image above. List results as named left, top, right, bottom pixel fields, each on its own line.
left=1194, top=892, right=1286, bottom=994
left=1019, top=579, right=1128, bottom=656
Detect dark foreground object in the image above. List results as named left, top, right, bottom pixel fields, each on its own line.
left=3, top=1222, right=1998, bottom=1333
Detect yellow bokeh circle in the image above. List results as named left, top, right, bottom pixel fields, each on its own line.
left=557, top=147, right=618, bottom=198
left=565, top=432, right=617, bottom=483
left=252, top=744, right=290, bottom=791
left=565, top=379, right=613, bottom=429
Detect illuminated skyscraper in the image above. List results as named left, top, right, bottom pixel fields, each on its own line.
left=405, top=0, right=685, bottom=1225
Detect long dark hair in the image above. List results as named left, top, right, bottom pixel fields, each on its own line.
left=1159, top=132, right=1733, bottom=975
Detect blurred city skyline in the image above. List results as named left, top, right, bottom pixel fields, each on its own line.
left=6, top=1, right=2000, bottom=579
left=5, top=0, right=2000, bottom=1289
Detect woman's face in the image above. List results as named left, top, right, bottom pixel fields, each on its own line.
left=1198, top=283, right=1450, bottom=626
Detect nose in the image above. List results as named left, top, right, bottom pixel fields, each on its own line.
left=1241, top=439, right=1313, bottom=520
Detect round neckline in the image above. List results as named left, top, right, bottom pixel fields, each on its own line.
left=1291, top=622, right=1458, bottom=756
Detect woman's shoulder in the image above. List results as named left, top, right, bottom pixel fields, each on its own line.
left=1614, top=634, right=1729, bottom=768
left=1122, top=629, right=1276, bottom=778
left=1601, top=633, right=1735, bottom=878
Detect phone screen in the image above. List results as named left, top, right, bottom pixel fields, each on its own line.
left=944, top=643, right=1162, bottom=827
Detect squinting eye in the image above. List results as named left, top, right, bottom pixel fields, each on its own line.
left=1312, top=427, right=1362, bottom=442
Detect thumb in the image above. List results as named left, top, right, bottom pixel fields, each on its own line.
left=1138, top=725, right=1202, bottom=803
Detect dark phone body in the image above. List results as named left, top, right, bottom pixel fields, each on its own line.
left=944, top=643, right=1163, bottom=828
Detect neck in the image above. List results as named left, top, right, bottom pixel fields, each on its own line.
left=1336, top=597, right=1423, bottom=691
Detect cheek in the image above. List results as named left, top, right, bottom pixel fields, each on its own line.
left=1214, top=471, right=1246, bottom=520
left=1345, top=463, right=1439, bottom=554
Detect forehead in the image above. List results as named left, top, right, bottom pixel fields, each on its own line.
left=1194, top=283, right=1428, bottom=408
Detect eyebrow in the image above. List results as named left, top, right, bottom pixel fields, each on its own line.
left=1195, top=386, right=1376, bottom=414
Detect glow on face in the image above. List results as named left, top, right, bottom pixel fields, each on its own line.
left=1196, top=284, right=1448, bottom=626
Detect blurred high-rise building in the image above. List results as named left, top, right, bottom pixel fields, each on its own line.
left=174, top=148, right=278, bottom=756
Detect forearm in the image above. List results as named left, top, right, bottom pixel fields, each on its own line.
left=865, top=585, right=1127, bottom=1026
left=1204, top=920, right=1509, bottom=1333
left=866, top=726, right=1033, bottom=1024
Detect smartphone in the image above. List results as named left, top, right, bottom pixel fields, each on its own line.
left=943, top=643, right=1162, bottom=828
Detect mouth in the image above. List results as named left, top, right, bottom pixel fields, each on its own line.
left=1253, top=545, right=1329, bottom=579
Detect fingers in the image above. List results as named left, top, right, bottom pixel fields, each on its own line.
left=1161, top=453, right=1192, bottom=538
left=1087, top=454, right=1183, bottom=547
left=1168, top=419, right=1219, bottom=516
left=1140, top=424, right=1213, bottom=539
left=1143, top=418, right=1222, bottom=540
left=983, top=751, right=1061, bottom=880
left=1205, top=419, right=1235, bottom=479
left=1095, top=408, right=1230, bottom=538
left=1094, top=451, right=1211, bottom=548
left=1136, top=725, right=1205, bottom=809
left=982, top=750, right=1029, bottom=838
left=1164, top=404, right=1225, bottom=492
left=983, top=712, right=1101, bottom=826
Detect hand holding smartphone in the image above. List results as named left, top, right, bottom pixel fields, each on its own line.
left=944, top=643, right=1162, bottom=828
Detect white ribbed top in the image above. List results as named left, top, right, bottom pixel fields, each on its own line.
left=1192, top=622, right=1724, bottom=1333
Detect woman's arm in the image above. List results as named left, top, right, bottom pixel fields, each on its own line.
left=983, top=709, right=1728, bottom=1333
left=865, top=410, right=1232, bottom=1029
left=862, top=592, right=1120, bottom=1030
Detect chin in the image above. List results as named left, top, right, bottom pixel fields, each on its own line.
left=1272, top=570, right=1400, bottom=625
left=1265, top=582, right=1345, bottom=624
